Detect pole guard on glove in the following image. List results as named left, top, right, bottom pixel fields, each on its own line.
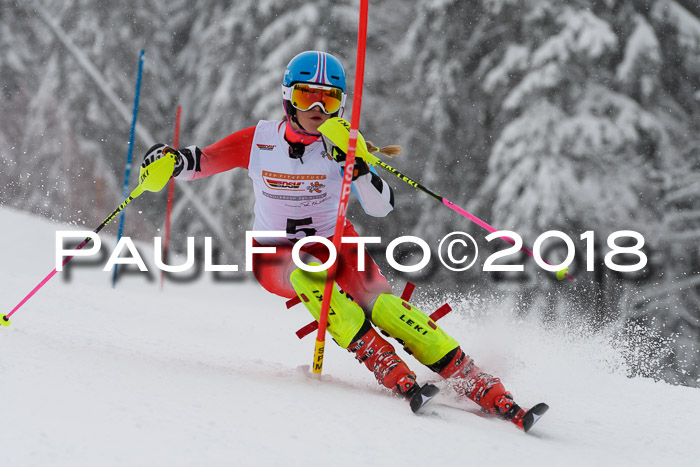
left=138, top=144, right=181, bottom=194
left=318, top=118, right=381, bottom=166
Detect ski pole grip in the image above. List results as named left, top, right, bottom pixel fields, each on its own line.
left=1, top=314, right=10, bottom=327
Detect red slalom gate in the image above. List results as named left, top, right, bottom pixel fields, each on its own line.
left=311, top=0, right=369, bottom=375
left=160, top=105, right=181, bottom=291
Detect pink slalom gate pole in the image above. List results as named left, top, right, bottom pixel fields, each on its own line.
left=160, top=105, right=181, bottom=291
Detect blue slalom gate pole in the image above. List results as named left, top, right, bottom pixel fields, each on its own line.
left=112, top=49, right=145, bottom=288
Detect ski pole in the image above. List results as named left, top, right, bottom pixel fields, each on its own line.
left=373, top=160, right=573, bottom=280
left=1, top=154, right=176, bottom=327
left=312, top=0, right=370, bottom=376
left=317, top=117, right=574, bottom=281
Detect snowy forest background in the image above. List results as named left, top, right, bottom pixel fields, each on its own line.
left=1, top=0, right=699, bottom=387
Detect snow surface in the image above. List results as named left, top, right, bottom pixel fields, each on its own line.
left=1, top=206, right=699, bottom=467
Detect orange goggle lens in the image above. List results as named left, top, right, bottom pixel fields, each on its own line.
left=291, top=84, right=343, bottom=114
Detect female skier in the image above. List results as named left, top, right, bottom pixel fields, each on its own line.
left=142, top=51, right=546, bottom=431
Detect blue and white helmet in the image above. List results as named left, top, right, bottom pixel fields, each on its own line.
left=282, top=51, right=347, bottom=117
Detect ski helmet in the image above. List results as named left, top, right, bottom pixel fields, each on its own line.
left=282, top=51, right=347, bottom=118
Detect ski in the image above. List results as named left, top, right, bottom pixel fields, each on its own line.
left=520, top=402, right=549, bottom=433
left=417, top=396, right=549, bottom=434
left=409, top=383, right=440, bottom=413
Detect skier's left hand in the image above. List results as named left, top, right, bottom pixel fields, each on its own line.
left=323, top=138, right=370, bottom=180
left=142, top=143, right=185, bottom=178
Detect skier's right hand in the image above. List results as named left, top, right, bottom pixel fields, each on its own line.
left=142, top=143, right=184, bottom=178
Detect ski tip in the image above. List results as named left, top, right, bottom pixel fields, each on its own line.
left=522, top=402, right=549, bottom=433
left=410, top=383, right=440, bottom=414
left=1, top=314, right=10, bottom=327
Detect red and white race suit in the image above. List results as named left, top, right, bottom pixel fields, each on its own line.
left=175, top=120, right=394, bottom=309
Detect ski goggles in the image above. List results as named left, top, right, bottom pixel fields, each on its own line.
left=282, top=83, right=346, bottom=114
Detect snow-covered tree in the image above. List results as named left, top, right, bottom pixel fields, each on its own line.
left=398, top=0, right=700, bottom=385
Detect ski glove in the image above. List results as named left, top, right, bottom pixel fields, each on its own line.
left=142, top=143, right=184, bottom=178
left=322, top=135, right=370, bottom=181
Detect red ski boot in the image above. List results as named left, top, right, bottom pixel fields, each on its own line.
left=348, top=324, right=420, bottom=397
left=348, top=324, right=441, bottom=413
left=435, top=348, right=514, bottom=415
left=434, top=347, right=548, bottom=431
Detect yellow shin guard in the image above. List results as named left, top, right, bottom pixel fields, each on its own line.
left=371, top=294, right=459, bottom=366
left=290, top=267, right=366, bottom=349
